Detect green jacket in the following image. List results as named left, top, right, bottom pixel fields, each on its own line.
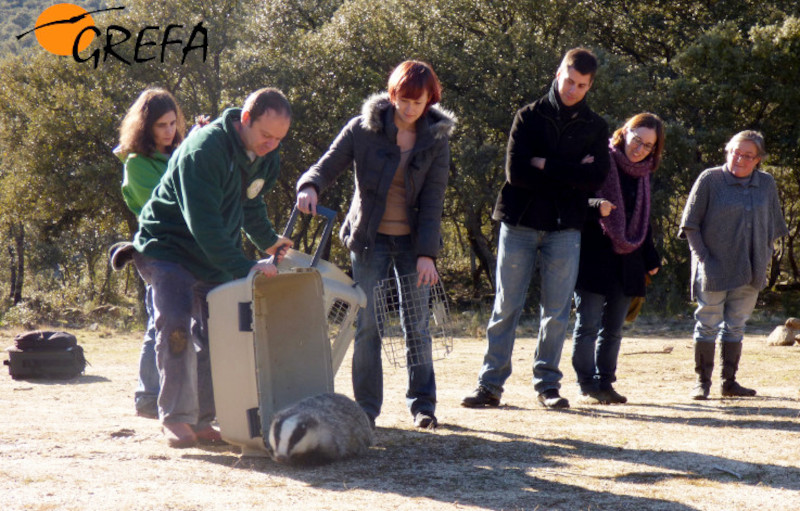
left=121, top=151, right=169, bottom=217
left=133, top=108, right=281, bottom=283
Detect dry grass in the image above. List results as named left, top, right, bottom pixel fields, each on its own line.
left=1, top=323, right=799, bottom=511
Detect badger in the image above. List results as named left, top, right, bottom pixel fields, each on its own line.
left=268, top=393, right=375, bottom=465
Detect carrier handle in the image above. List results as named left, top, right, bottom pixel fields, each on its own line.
left=281, top=205, right=337, bottom=268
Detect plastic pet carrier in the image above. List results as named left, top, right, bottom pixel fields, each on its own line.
left=275, top=206, right=367, bottom=375
left=207, top=205, right=365, bottom=456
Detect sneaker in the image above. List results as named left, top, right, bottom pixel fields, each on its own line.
left=537, top=389, right=570, bottom=409
left=691, top=383, right=710, bottom=400
left=461, top=386, right=500, bottom=408
left=414, top=412, right=438, bottom=429
left=135, top=398, right=159, bottom=420
left=721, top=380, right=757, bottom=397
left=577, top=390, right=604, bottom=405
left=599, top=387, right=627, bottom=404
left=136, top=408, right=159, bottom=420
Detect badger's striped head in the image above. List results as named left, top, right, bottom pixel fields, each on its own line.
left=269, top=413, right=321, bottom=464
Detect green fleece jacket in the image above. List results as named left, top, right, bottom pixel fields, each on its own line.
left=133, top=108, right=280, bottom=283
left=121, top=151, right=169, bottom=216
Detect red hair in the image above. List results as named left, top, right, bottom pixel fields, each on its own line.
left=387, top=60, right=442, bottom=112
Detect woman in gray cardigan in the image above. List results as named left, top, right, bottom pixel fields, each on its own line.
left=680, top=131, right=787, bottom=400
left=296, top=61, right=456, bottom=429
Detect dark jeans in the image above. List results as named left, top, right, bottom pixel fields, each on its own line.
left=133, top=253, right=216, bottom=427
left=134, top=284, right=159, bottom=416
left=572, top=284, right=632, bottom=391
left=350, top=234, right=436, bottom=419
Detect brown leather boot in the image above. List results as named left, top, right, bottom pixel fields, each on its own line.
left=691, top=341, right=715, bottom=400
left=720, top=342, right=756, bottom=397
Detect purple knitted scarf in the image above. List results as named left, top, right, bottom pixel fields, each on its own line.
left=597, top=142, right=654, bottom=254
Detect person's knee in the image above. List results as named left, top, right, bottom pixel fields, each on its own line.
left=167, top=328, right=190, bottom=355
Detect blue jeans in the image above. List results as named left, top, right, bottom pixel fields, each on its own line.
left=132, top=253, right=216, bottom=428
left=478, top=223, right=581, bottom=395
left=134, top=284, right=160, bottom=416
left=572, top=286, right=631, bottom=391
left=351, top=234, right=436, bottom=419
left=693, top=283, right=759, bottom=344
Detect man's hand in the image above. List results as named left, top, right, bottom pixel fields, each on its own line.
left=648, top=267, right=659, bottom=276
left=266, top=236, right=293, bottom=264
left=296, top=187, right=318, bottom=215
left=598, top=199, right=616, bottom=217
left=581, top=154, right=595, bottom=164
left=530, top=157, right=546, bottom=170
left=252, top=260, right=278, bottom=277
left=416, top=256, right=439, bottom=287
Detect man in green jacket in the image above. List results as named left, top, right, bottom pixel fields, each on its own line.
left=130, top=88, right=293, bottom=448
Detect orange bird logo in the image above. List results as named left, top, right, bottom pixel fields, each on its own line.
left=16, top=3, right=124, bottom=56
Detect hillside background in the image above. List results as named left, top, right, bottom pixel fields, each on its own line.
left=0, top=0, right=106, bottom=56
left=0, top=0, right=798, bottom=329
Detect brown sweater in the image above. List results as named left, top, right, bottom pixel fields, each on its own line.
left=378, top=149, right=413, bottom=235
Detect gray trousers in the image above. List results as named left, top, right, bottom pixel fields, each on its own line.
left=133, top=253, right=216, bottom=428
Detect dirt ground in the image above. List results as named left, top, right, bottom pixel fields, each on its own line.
left=1, top=321, right=799, bottom=511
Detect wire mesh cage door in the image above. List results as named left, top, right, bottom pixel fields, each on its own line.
left=373, top=273, right=454, bottom=368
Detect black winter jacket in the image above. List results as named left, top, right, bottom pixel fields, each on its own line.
left=493, top=82, right=609, bottom=231
left=575, top=172, right=661, bottom=297
left=297, top=93, right=456, bottom=258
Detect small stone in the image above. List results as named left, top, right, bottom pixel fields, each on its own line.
left=767, top=325, right=795, bottom=346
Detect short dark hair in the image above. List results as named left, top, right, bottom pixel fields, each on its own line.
left=387, top=60, right=442, bottom=113
left=242, top=88, right=292, bottom=123
left=559, top=48, right=599, bottom=80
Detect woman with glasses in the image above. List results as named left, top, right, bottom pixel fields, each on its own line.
left=680, top=131, right=787, bottom=400
left=572, top=113, right=664, bottom=404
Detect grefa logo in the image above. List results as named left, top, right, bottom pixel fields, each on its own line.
left=16, top=3, right=207, bottom=68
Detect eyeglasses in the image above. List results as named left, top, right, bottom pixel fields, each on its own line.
left=629, top=135, right=655, bottom=153
left=729, top=150, right=758, bottom=162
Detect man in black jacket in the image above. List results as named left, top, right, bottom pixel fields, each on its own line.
left=463, top=48, right=610, bottom=409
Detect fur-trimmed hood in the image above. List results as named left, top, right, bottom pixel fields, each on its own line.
left=359, top=92, right=456, bottom=141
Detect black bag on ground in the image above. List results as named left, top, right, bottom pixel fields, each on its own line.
left=4, top=330, right=87, bottom=380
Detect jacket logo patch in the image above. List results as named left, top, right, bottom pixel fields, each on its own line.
left=247, top=178, right=265, bottom=199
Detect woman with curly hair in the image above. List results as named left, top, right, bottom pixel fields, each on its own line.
left=117, top=87, right=188, bottom=419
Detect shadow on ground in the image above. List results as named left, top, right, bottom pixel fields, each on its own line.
left=7, top=374, right=111, bottom=385
left=176, top=420, right=800, bottom=510
left=565, top=400, right=800, bottom=433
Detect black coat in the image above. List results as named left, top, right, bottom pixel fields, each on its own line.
left=575, top=172, right=661, bottom=297
left=492, top=82, right=610, bottom=231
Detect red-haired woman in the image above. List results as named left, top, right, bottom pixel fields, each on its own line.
left=572, top=113, right=665, bottom=405
left=296, top=61, right=456, bottom=429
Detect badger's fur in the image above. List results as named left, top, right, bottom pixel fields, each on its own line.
left=268, top=393, right=375, bottom=465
